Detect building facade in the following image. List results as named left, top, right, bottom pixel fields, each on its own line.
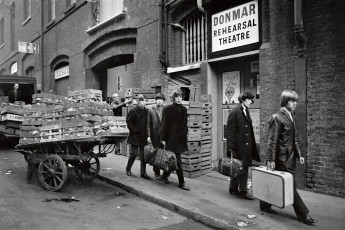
left=0, top=0, right=344, bottom=197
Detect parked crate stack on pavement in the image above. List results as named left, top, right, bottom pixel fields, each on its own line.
left=0, top=97, right=24, bottom=136
left=200, top=96, right=213, bottom=175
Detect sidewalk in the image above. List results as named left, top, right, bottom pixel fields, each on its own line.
left=98, top=154, right=345, bottom=230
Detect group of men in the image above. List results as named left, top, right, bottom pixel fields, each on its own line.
left=113, top=90, right=190, bottom=191
left=111, top=88, right=316, bottom=225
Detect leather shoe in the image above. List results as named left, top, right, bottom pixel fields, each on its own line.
left=239, top=192, right=253, bottom=200
left=229, top=189, right=239, bottom=195
left=260, top=207, right=278, bottom=214
left=162, top=177, right=170, bottom=184
left=298, top=215, right=317, bottom=225
left=179, top=183, right=190, bottom=191
left=126, top=168, right=131, bottom=176
left=141, top=173, right=151, bottom=180
left=155, top=174, right=162, bottom=181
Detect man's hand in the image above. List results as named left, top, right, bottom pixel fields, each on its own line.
left=125, top=98, right=132, bottom=104
left=161, top=141, right=166, bottom=147
left=299, top=157, right=305, bottom=164
left=147, top=137, right=151, bottom=143
left=267, top=161, right=275, bottom=170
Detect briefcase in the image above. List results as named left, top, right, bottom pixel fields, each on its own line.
left=252, top=166, right=294, bottom=208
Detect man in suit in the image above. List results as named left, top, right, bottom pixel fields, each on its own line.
left=125, top=94, right=151, bottom=180
left=8, top=83, right=22, bottom=103
left=147, top=92, right=166, bottom=180
left=226, top=91, right=261, bottom=200
left=160, top=90, right=190, bottom=190
left=259, top=89, right=317, bottom=225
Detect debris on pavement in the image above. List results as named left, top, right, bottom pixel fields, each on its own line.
left=237, top=221, right=248, bottom=227
left=248, top=214, right=256, bottom=219
left=45, top=197, right=80, bottom=202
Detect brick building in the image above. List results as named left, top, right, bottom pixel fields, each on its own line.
left=0, top=0, right=344, bottom=197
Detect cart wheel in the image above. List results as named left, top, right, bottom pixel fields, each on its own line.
left=38, top=155, right=67, bottom=191
left=74, top=157, right=100, bottom=181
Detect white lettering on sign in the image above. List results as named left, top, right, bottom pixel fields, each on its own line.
left=55, top=66, right=69, bottom=80
left=212, top=0, right=259, bottom=52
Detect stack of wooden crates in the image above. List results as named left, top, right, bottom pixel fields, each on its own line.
left=182, top=95, right=213, bottom=178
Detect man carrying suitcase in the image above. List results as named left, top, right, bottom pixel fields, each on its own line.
left=259, top=89, right=317, bottom=225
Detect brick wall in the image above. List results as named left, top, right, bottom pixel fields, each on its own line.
left=304, top=0, right=345, bottom=197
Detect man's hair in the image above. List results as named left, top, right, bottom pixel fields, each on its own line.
left=280, top=89, right=299, bottom=107
left=239, top=91, right=254, bottom=103
left=137, top=94, right=147, bottom=102
left=171, top=90, right=182, bottom=101
left=155, top=92, right=165, bottom=101
left=112, top=93, right=119, bottom=97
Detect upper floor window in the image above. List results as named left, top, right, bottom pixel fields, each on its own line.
left=48, top=0, right=56, bottom=22
left=98, top=0, right=123, bottom=23
left=0, top=18, right=4, bottom=46
left=23, top=0, right=32, bottom=22
left=10, top=2, right=15, bottom=51
left=10, top=62, right=18, bottom=74
left=182, top=11, right=207, bottom=64
left=25, top=66, right=35, bottom=78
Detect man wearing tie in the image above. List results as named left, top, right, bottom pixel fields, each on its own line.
left=226, top=91, right=260, bottom=200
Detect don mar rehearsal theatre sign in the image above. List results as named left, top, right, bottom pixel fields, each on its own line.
left=212, top=0, right=259, bottom=52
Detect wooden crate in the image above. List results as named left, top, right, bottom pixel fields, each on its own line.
left=201, top=128, right=212, bottom=137
left=187, top=128, right=202, bottom=141
left=181, top=154, right=201, bottom=164
left=201, top=108, right=212, bottom=116
left=184, top=147, right=201, bottom=155
left=202, top=115, right=213, bottom=123
left=183, top=170, right=202, bottom=178
left=187, top=141, right=200, bottom=149
left=201, top=122, right=212, bottom=129
left=187, top=107, right=202, bottom=115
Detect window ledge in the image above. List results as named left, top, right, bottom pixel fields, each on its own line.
left=0, top=43, right=4, bottom=49
left=86, top=10, right=126, bottom=34
left=167, top=63, right=201, bottom=73
left=46, top=19, right=55, bottom=29
left=22, top=16, right=31, bottom=26
left=64, top=3, right=76, bottom=15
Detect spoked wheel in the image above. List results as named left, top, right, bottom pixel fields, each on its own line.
left=74, top=157, right=100, bottom=182
left=38, top=155, right=67, bottom=191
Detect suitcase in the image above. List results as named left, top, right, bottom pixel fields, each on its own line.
left=252, top=166, right=294, bottom=208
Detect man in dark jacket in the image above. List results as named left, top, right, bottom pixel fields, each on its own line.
left=160, top=90, right=190, bottom=190
left=8, top=83, right=22, bottom=103
left=226, top=92, right=260, bottom=200
left=259, top=89, right=317, bottom=225
left=125, top=94, right=151, bottom=180
left=147, top=92, right=165, bottom=180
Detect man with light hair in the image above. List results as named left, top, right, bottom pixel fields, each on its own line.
left=111, top=93, right=131, bottom=116
left=259, top=89, right=317, bottom=225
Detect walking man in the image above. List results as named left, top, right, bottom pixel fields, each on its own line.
left=125, top=95, right=151, bottom=180
left=147, top=92, right=166, bottom=180
left=160, top=90, right=190, bottom=190
left=226, top=92, right=260, bottom=200
left=259, top=89, right=317, bottom=225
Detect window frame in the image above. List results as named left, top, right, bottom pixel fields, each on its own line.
left=48, top=0, right=56, bottom=22
left=23, top=0, right=32, bottom=23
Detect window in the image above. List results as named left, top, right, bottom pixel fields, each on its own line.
left=25, top=66, right=35, bottom=78
left=23, top=0, right=31, bottom=22
left=10, top=2, right=15, bottom=51
left=66, top=0, right=76, bottom=7
left=99, top=0, right=123, bottom=23
left=0, top=18, right=4, bottom=46
left=182, top=11, right=207, bottom=64
left=10, top=62, right=18, bottom=74
left=48, top=0, right=56, bottom=22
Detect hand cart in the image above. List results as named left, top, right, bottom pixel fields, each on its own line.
left=14, top=134, right=127, bottom=191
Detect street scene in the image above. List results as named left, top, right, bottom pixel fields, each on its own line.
left=0, top=0, right=345, bottom=230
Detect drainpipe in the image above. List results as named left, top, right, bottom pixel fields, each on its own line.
left=158, top=0, right=165, bottom=66
left=40, top=0, right=44, bottom=91
left=197, top=0, right=206, bottom=16
left=294, top=0, right=306, bottom=56
left=164, top=1, right=169, bottom=67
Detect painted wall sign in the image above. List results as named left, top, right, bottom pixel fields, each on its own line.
left=212, top=0, right=259, bottom=52
left=55, top=66, right=69, bottom=80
